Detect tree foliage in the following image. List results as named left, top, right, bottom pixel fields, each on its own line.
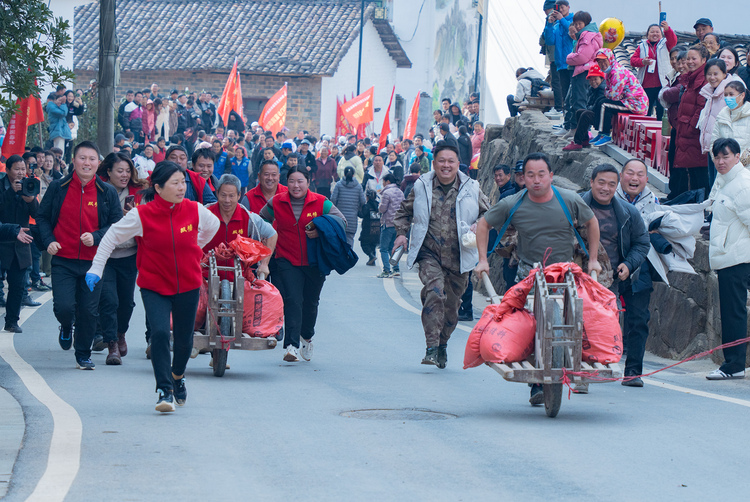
left=0, top=0, right=75, bottom=111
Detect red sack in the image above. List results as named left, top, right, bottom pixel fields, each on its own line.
left=478, top=306, right=536, bottom=365
left=229, top=236, right=272, bottom=266
left=576, top=272, right=622, bottom=364
left=242, top=280, right=284, bottom=338
left=194, top=279, right=209, bottom=330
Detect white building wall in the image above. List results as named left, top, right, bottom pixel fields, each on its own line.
left=320, top=21, right=398, bottom=138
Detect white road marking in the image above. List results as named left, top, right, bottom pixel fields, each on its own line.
left=0, top=292, right=82, bottom=502
left=381, top=257, right=750, bottom=408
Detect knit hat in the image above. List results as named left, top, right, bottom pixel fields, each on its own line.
left=587, top=65, right=606, bottom=79
left=543, top=0, right=556, bottom=10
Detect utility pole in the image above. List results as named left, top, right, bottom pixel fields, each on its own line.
left=356, top=0, right=365, bottom=95
left=97, top=0, right=116, bottom=154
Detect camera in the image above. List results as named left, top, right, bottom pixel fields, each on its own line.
left=21, top=177, right=41, bottom=197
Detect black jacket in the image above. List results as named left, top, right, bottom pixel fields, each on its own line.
left=581, top=191, right=650, bottom=278
left=226, top=111, right=245, bottom=135
left=439, top=134, right=459, bottom=150
left=587, top=83, right=607, bottom=113
left=0, top=176, right=39, bottom=269
left=36, top=174, right=122, bottom=251
left=457, top=133, right=472, bottom=166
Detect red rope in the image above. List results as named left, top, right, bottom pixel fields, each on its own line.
left=206, top=305, right=232, bottom=351
left=560, top=336, right=750, bottom=399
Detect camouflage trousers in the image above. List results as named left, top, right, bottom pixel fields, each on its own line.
left=417, top=256, right=470, bottom=348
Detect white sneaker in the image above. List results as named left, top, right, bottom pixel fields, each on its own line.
left=544, top=108, right=562, bottom=118
left=706, top=368, right=745, bottom=380
left=552, top=128, right=568, bottom=136
left=283, top=346, right=300, bottom=362
left=300, top=339, right=313, bottom=361
left=563, top=129, right=575, bottom=139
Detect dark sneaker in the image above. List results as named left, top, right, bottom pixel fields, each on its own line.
left=173, top=377, right=187, bottom=406
left=91, top=335, right=107, bottom=352
left=155, top=389, right=175, bottom=413
left=377, top=270, right=391, bottom=278
left=75, top=357, right=95, bottom=370
left=437, top=345, right=447, bottom=369
left=622, top=376, right=644, bottom=387
left=4, top=323, right=22, bottom=333
left=366, top=256, right=376, bottom=266
left=32, top=280, right=52, bottom=292
left=21, top=297, right=41, bottom=307
left=59, top=325, right=73, bottom=351
left=457, top=311, right=473, bottom=322
left=421, top=347, right=439, bottom=366
left=529, top=384, right=544, bottom=406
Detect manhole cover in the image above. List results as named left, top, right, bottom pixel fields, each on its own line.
left=340, top=408, right=457, bottom=420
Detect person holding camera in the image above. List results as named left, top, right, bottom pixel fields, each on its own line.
left=36, top=141, right=122, bottom=370
left=0, top=156, right=41, bottom=332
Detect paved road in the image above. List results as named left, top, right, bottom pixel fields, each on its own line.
left=1, top=254, right=749, bottom=501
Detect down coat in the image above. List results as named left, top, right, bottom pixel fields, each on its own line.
left=673, top=64, right=708, bottom=169
left=596, top=48, right=648, bottom=115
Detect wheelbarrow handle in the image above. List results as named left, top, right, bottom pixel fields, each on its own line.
left=590, top=270, right=597, bottom=282
left=480, top=271, right=504, bottom=305
left=257, top=273, right=266, bottom=281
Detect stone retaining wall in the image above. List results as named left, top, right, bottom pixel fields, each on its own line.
left=476, top=111, right=749, bottom=367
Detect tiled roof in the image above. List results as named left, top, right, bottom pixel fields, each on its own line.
left=74, top=0, right=411, bottom=76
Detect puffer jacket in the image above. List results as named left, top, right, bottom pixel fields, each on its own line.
left=630, top=27, right=678, bottom=88
left=513, top=68, right=546, bottom=103
left=566, top=23, right=603, bottom=77
left=711, top=101, right=750, bottom=156
left=47, top=102, right=71, bottom=140
left=378, top=182, right=405, bottom=228
left=698, top=74, right=744, bottom=153
left=659, top=70, right=683, bottom=128
left=330, top=178, right=365, bottom=236
left=596, top=48, right=648, bottom=115
left=709, top=162, right=750, bottom=270
left=674, top=64, right=708, bottom=169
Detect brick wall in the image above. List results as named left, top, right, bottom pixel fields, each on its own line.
left=76, top=70, right=323, bottom=137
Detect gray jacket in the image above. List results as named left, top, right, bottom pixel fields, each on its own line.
left=331, top=179, right=365, bottom=234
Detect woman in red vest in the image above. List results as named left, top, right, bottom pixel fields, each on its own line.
left=93, top=153, right=148, bottom=365
left=86, top=161, right=220, bottom=413
left=259, top=165, right=346, bottom=363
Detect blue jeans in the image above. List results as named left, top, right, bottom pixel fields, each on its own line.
left=379, top=226, right=397, bottom=273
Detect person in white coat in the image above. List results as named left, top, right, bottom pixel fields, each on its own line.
left=711, top=81, right=750, bottom=163
left=706, top=138, right=750, bottom=380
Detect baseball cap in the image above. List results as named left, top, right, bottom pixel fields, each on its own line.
left=281, top=141, right=294, bottom=150
left=694, top=18, right=712, bottom=29
left=439, top=123, right=450, bottom=132
left=301, top=139, right=312, bottom=146
left=170, top=89, right=178, bottom=95
left=514, top=160, right=524, bottom=173
left=251, top=121, right=259, bottom=127
left=115, top=133, right=126, bottom=142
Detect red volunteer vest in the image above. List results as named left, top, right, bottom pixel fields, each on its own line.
left=203, top=203, right=252, bottom=280
left=54, top=175, right=100, bottom=261
left=135, top=195, right=203, bottom=295
left=273, top=190, right=326, bottom=266
left=186, top=169, right=206, bottom=204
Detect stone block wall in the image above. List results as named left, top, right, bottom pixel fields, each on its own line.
left=475, top=111, right=749, bottom=367
left=75, top=70, right=322, bottom=136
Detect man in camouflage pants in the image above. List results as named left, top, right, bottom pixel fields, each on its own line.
left=394, top=144, right=489, bottom=368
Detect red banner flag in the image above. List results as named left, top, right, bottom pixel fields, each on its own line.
left=403, top=91, right=421, bottom=141
left=217, top=59, right=244, bottom=128
left=379, top=86, right=395, bottom=153
left=258, top=84, right=287, bottom=136
left=2, top=94, right=44, bottom=159
left=341, top=87, right=374, bottom=128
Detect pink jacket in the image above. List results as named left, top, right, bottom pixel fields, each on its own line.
left=596, top=48, right=649, bottom=115
left=566, top=26, right=603, bottom=77
left=471, top=130, right=484, bottom=156
left=142, top=100, right=155, bottom=141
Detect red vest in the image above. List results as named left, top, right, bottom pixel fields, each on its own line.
left=245, top=183, right=288, bottom=215
left=203, top=203, right=251, bottom=280
left=273, top=190, right=326, bottom=266
left=186, top=169, right=206, bottom=204
left=135, top=195, right=203, bottom=295
left=54, top=174, right=100, bottom=261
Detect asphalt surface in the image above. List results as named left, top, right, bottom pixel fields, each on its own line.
left=1, top=251, right=749, bottom=501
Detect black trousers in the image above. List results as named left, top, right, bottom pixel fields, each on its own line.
left=51, top=256, right=104, bottom=359
left=620, top=281, right=652, bottom=376
left=558, top=68, right=573, bottom=111
left=4, top=257, right=25, bottom=325
left=563, top=72, right=588, bottom=130
left=98, top=254, right=138, bottom=343
left=600, top=100, right=628, bottom=135
left=667, top=167, right=709, bottom=200
left=717, top=263, right=750, bottom=374
left=460, top=271, right=473, bottom=314
left=574, top=110, right=596, bottom=145
left=271, top=258, right=326, bottom=349
left=549, top=61, right=563, bottom=110
left=506, top=95, right=520, bottom=118
left=141, top=288, right=200, bottom=392
left=644, top=86, right=664, bottom=120
left=316, top=184, right=332, bottom=199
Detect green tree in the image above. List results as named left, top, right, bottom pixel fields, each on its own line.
left=0, top=0, right=74, bottom=112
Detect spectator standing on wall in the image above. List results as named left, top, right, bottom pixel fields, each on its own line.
left=630, top=21, right=677, bottom=120
left=543, top=0, right=575, bottom=118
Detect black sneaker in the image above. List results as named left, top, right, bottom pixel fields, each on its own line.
left=366, top=256, right=376, bottom=266
left=91, top=335, right=107, bottom=352
left=173, top=377, right=187, bottom=406
left=457, top=310, right=473, bottom=322
left=155, top=389, right=175, bottom=413
left=22, top=297, right=41, bottom=307
left=529, top=384, right=544, bottom=406
left=75, top=357, right=95, bottom=370
left=437, top=345, right=447, bottom=369
left=421, top=347, right=439, bottom=366
left=4, top=323, right=22, bottom=333
left=59, top=325, right=73, bottom=351
left=32, top=280, right=52, bottom=292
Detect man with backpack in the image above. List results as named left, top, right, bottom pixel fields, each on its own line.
left=507, top=68, right=550, bottom=117
left=474, top=152, right=601, bottom=405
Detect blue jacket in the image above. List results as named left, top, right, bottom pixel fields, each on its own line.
left=47, top=102, right=72, bottom=140
left=306, top=215, right=358, bottom=276
left=544, top=13, right=574, bottom=70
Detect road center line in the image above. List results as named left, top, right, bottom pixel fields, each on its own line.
left=382, top=262, right=750, bottom=408
left=0, top=292, right=82, bottom=502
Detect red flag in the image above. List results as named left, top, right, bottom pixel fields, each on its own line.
left=341, top=87, right=374, bottom=128
left=217, top=59, right=244, bottom=128
left=356, top=123, right=367, bottom=140
left=2, top=94, right=42, bottom=159
left=379, top=86, right=395, bottom=152
left=258, top=84, right=287, bottom=136
left=403, top=91, right=421, bottom=141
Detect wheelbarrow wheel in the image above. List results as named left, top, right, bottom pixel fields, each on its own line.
left=544, top=302, right=563, bottom=418
left=212, top=279, right=232, bottom=377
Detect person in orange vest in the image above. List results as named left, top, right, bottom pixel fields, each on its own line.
left=87, top=161, right=220, bottom=412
